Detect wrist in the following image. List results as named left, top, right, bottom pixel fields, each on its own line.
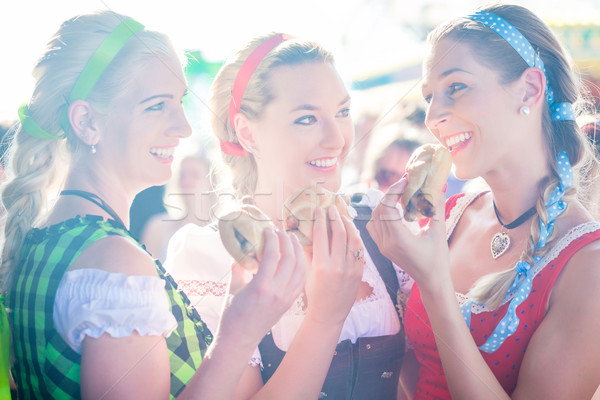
left=303, top=311, right=346, bottom=333
left=416, top=266, right=453, bottom=299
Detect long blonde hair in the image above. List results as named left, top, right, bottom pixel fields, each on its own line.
left=208, top=34, right=334, bottom=198
left=428, top=4, right=596, bottom=308
left=0, top=11, right=179, bottom=292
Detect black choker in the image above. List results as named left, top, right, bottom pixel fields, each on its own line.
left=490, top=201, right=537, bottom=259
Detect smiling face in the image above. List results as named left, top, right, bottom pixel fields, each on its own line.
left=421, top=39, right=526, bottom=180
left=97, top=56, right=191, bottom=191
left=250, top=62, right=353, bottom=197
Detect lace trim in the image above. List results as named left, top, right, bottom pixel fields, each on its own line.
left=285, top=293, right=307, bottom=317
left=395, top=267, right=414, bottom=296
left=176, top=279, right=227, bottom=297
left=248, top=356, right=263, bottom=370
left=457, top=221, right=600, bottom=313
left=354, top=251, right=388, bottom=306
left=446, top=192, right=481, bottom=240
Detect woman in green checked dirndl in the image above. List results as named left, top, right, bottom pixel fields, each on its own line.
left=0, top=10, right=305, bottom=399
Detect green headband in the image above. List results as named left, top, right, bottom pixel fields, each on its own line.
left=19, top=18, right=145, bottom=141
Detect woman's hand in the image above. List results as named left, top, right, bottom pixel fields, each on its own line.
left=219, top=228, right=306, bottom=347
left=303, top=205, right=365, bottom=326
left=367, top=177, right=450, bottom=287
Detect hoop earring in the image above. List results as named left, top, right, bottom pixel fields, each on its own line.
left=90, top=145, right=97, bottom=154
left=520, top=106, right=530, bottom=116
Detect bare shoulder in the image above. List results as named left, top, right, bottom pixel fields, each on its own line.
left=552, top=217, right=600, bottom=291
left=557, top=236, right=600, bottom=293
left=555, top=200, right=600, bottom=285
left=514, top=222, right=600, bottom=398
left=70, top=235, right=158, bottom=277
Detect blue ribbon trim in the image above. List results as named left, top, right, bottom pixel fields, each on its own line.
left=466, top=11, right=575, bottom=122
left=460, top=152, right=572, bottom=353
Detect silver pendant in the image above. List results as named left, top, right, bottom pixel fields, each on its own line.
left=491, top=231, right=510, bottom=259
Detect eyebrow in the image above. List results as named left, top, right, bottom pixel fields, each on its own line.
left=289, top=95, right=351, bottom=112
left=422, top=68, right=471, bottom=91
left=440, top=67, right=471, bottom=78
left=139, top=94, right=174, bottom=104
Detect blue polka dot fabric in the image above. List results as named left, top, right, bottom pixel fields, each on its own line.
left=406, top=192, right=600, bottom=397
left=467, top=11, right=575, bottom=121
left=460, top=152, right=573, bottom=353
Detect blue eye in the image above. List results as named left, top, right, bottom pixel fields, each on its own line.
left=423, top=94, right=432, bottom=104
left=337, top=108, right=350, bottom=118
left=449, top=83, right=466, bottom=95
left=146, top=102, right=165, bottom=111
left=181, top=90, right=189, bottom=105
left=294, top=115, right=317, bottom=125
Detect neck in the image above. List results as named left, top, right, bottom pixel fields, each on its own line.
left=253, top=181, right=289, bottom=229
left=484, top=149, right=551, bottom=222
left=62, top=168, right=137, bottom=229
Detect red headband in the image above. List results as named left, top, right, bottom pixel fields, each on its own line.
left=221, top=33, right=290, bottom=157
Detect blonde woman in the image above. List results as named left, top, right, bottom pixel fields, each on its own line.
left=369, top=4, right=600, bottom=399
left=1, top=12, right=305, bottom=399
left=166, top=34, right=411, bottom=399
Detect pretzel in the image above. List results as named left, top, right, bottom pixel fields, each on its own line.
left=401, top=144, right=452, bottom=221
left=218, top=204, right=274, bottom=273
left=282, top=186, right=350, bottom=246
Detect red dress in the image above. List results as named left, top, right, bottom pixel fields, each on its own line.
left=404, top=193, right=600, bottom=399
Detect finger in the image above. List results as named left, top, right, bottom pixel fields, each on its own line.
left=380, top=177, right=408, bottom=208
left=328, top=206, right=346, bottom=260
left=427, top=183, right=448, bottom=239
left=341, top=214, right=360, bottom=259
left=311, top=207, right=328, bottom=261
left=272, top=229, right=295, bottom=285
left=375, top=186, right=403, bottom=224
left=341, top=213, right=361, bottom=243
left=287, top=234, right=307, bottom=298
left=228, top=262, right=247, bottom=295
left=254, top=228, right=280, bottom=282
left=366, top=218, right=382, bottom=249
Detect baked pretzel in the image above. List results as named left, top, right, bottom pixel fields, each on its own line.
left=282, top=185, right=350, bottom=246
left=218, top=204, right=274, bottom=273
left=401, top=143, right=452, bottom=221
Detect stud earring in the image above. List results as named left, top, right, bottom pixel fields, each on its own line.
left=90, top=145, right=97, bottom=154
left=520, top=106, right=530, bottom=116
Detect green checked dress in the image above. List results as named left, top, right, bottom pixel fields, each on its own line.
left=7, top=215, right=212, bottom=399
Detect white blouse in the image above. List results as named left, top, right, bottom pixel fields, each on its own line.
left=53, top=268, right=177, bottom=354
left=164, top=189, right=414, bottom=367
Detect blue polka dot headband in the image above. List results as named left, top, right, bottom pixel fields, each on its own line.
left=466, top=11, right=575, bottom=122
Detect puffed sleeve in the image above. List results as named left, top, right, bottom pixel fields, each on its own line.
left=53, top=268, right=177, bottom=354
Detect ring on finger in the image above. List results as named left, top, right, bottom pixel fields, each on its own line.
left=353, top=248, right=364, bottom=261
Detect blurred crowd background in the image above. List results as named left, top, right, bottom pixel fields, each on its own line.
left=1, top=0, right=599, bottom=257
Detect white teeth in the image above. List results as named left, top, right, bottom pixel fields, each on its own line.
left=445, top=132, right=472, bottom=148
left=150, top=147, right=175, bottom=158
left=309, top=157, right=337, bottom=168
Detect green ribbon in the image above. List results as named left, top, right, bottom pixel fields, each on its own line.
left=20, top=18, right=145, bottom=140
left=59, top=18, right=144, bottom=132
left=69, top=19, right=144, bottom=103
left=18, top=103, right=66, bottom=141
left=0, top=294, right=11, bottom=399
